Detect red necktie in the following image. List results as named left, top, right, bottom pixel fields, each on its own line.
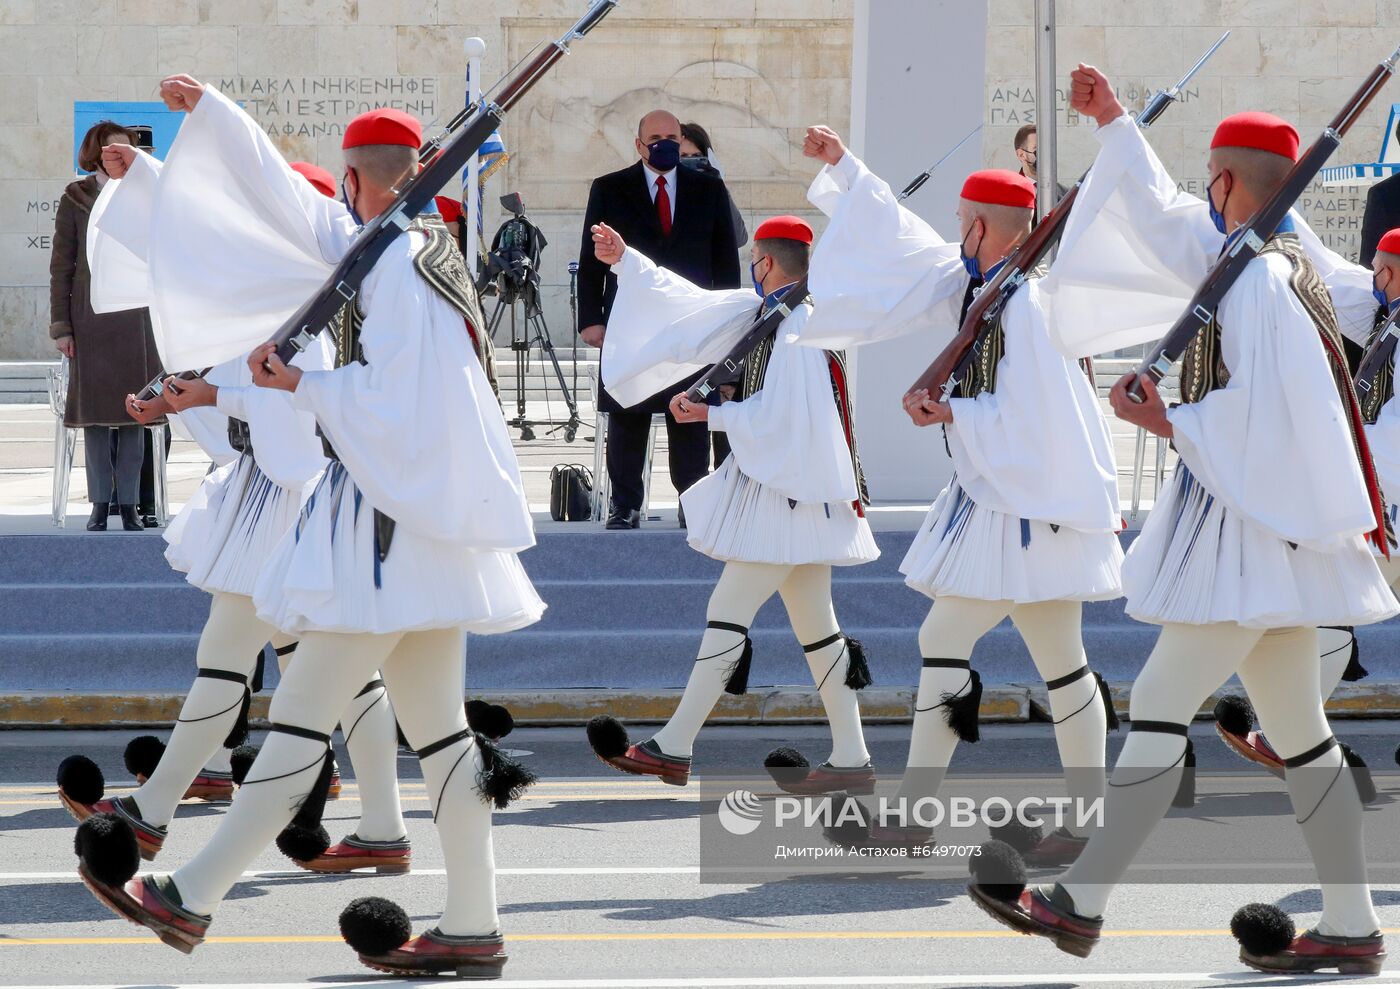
left=655, top=174, right=672, bottom=236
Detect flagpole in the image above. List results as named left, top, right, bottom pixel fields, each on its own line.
left=464, top=35, right=486, bottom=274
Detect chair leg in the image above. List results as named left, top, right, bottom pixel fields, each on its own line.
left=592, top=410, right=610, bottom=523
left=149, top=424, right=169, bottom=527
left=641, top=414, right=661, bottom=521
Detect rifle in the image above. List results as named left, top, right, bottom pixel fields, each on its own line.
left=897, top=125, right=983, bottom=202
left=904, top=31, right=1229, bottom=404
left=137, top=0, right=617, bottom=403
left=1353, top=304, right=1400, bottom=409
left=684, top=276, right=809, bottom=404
left=1129, top=43, right=1400, bottom=402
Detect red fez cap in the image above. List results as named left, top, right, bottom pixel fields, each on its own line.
left=289, top=161, right=336, bottom=199
left=1379, top=228, right=1400, bottom=257
left=754, top=215, right=814, bottom=245
left=960, top=170, right=1037, bottom=209
left=1211, top=111, right=1300, bottom=161
left=342, top=108, right=422, bottom=150
left=434, top=195, right=464, bottom=224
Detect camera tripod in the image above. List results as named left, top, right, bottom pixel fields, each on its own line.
left=482, top=287, right=581, bottom=442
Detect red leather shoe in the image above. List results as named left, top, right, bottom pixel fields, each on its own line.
left=1215, top=724, right=1285, bottom=778
left=1242, top=930, right=1386, bottom=975
left=597, top=739, right=690, bottom=786
left=296, top=834, right=410, bottom=874
left=357, top=928, right=507, bottom=978
left=969, top=882, right=1102, bottom=958
left=1023, top=827, right=1088, bottom=868
left=183, top=771, right=235, bottom=802
left=773, top=761, right=876, bottom=796
left=79, top=869, right=209, bottom=954
left=69, top=795, right=167, bottom=861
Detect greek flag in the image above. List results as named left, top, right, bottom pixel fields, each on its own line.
left=463, top=63, right=511, bottom=235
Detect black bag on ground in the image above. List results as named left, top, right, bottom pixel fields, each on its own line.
left=550, top=464, right=593, bottom=521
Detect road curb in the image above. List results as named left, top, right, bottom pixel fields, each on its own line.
left=2, top=682, right=1397, bottom=729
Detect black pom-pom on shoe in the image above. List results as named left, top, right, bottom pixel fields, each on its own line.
left=586, top=715, right=630, bottom=760
left=466, top=699, right=515, bottom=741
left=1213, top=695, right=1255, bottom=737
left=968, top=839, right=1028, bottom=902
left=339, top=896, right=412, bottom=955
left=987, top=818, right=1044, bottom=854
left=123, top=735, right=166, bottom=780
left=75, top=812, right=140, bottom=886
left=276, top=822, right=331, bottom=863
left=57, top=754, right=105, bottom=806
left=1230, top=903, right=1296, bottom=956
left=763, top=746, right=810, bottom=786
left=229, top=745, right=259, bottom=786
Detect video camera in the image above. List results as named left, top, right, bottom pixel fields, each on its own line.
left=478, top=192, right=548, bottom=310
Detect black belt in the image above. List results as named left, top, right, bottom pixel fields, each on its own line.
left=320, top=430, right=396, bottom=564
left=228, top=417, right=253, bottom=455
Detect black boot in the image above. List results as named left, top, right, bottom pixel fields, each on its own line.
left=86, top=504, right=108, bottom=532
left=119, top=505, right=144, bottom=531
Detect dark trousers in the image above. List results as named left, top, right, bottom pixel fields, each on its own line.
left=85, top=425, right=144, bottom=506
left=606, top=409, right=709, bottom=513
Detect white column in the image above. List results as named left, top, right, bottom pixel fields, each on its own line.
left=848, top=0, right=989, bottom=502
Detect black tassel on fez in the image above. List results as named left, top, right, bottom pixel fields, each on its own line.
left=1094, top=672, right=1120, bottom=731
left=843, top=636, right=873, bottom=690
left=224, top=684, right=253, bottom=749
left=1172, top=739, right=1196, bottom=809
left=723, top=636, right=754, bottom=696
left=941, top=670, right=983, bottom=744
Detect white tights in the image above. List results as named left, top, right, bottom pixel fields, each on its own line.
left=130, top=593, right=404, bottom=843
left=650, top=562, right=870, bottom=768
left=1060, top=622, right=1378, bottom=937
left=168, top=627, right=497, bottom=937
left=901, top=597, right=1105, bottom=836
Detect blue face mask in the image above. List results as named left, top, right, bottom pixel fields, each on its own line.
left=1207, top=172, right=1229, bottom=236
left=959, top=225, right=982, bottom=280
left=341, top=172, right=363, bottom=227
left=647, top=138, right=681, bottom=172
left=1376, top=274, right=1393, bottom=309
left=750, top=257, right=768, bottom=297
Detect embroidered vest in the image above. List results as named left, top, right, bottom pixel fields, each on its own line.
left=953, top=263, right=1048, bottom=400
left=1360, top=305, right=1394, bottom=426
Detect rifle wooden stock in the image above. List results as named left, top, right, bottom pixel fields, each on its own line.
left=684, top=276, right=810, bottom=404
left=1130, top=45, right=1400, bottom=403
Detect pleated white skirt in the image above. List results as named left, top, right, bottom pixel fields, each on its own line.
left=253, top=462, right=546, bottom=636
left=679, top=456, right=880, bottom=567
left=1125, top=463, right=1399, bottom=628
left=165, top=454, right=307, bottom=598
left=901, top=477, right=1123, bottom=603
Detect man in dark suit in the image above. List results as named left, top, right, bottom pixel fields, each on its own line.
left=578, top=109, right=742, bottom=529
left=1360, top=172, right=1400, bottom=267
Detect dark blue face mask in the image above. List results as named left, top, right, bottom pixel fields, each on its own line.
left=750, top=256, right=768, bottom=297
left=959, top=224, right=983, bottom=280
left=1376, top=273, right=1393, bottom=310
left=1207, top=172, right=1229, bottom=236
left=647, top=138, right=681, bottom=172
left=680, top=154, right=710, bottom=172
left=341, top=172, right=364, bottom=227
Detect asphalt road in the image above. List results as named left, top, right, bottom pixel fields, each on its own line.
left=5, top=723, right=1400, bottom=988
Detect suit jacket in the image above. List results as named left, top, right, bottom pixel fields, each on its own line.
left=1360, top=172, right=1400, bottom=267
left=578, top=161, right=742, bottom=412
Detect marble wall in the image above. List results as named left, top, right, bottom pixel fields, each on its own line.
left=0, top=0, right=853, bottom=359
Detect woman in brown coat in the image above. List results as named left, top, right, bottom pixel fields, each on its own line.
left=50, top=121, right=165, bottom=531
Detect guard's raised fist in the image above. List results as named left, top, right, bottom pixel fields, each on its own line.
left=1069, top=64, right=1124, bottom=127
left=100, top=143, right=137, bottom=179
left=159, top=74, right=204, bottom=113
left=803, top=125, right=847, bottom=167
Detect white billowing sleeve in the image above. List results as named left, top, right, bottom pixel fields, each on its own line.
left=292, top=234, right=534, bottom=551
left=600, top=247, right=761, bottom=408
left=216, top=334, right=333, bottom=490
left=139, top=86, right=358, bottom=372
left=171, top=357, right=239, bottom=467
left=88, top=150, right=163, bottom=314
left=1043, top=114, right=1379, bottom=356
left=707, top=308, right=858, bottom=505
left=943, top=284, right=1120, bottom=532
left=1367, top=395, right=1400, bottom=511
left=1168, top=255, right=1376, bottom=549
left=799, top=152, right=967, bottom=349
